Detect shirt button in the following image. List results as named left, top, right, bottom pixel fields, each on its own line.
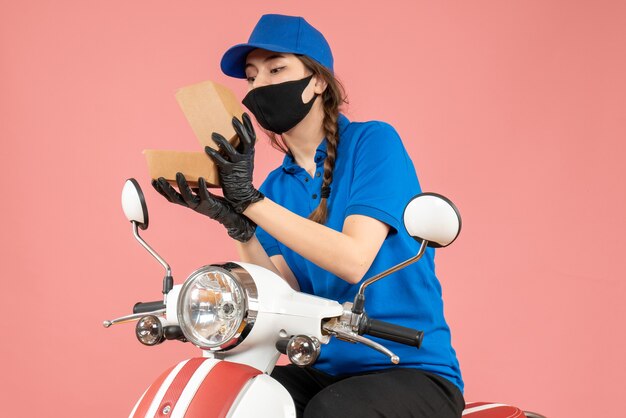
left=312, top=194, right=318, bottom=199
left=315, top=172, right=321, bottom=177
left=305, top=178, right=309, bottom=182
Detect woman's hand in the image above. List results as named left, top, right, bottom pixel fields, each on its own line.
left=205, top=113, right=264, bottom=213
left=151, top=173, right=256, bottom=242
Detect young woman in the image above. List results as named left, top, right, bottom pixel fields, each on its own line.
left=153, top=14, right=464, bottom=418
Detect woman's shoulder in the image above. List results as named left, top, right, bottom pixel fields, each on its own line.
left=341, top=116, right=406, bottom=154
left=343, top=115, right=400, bottom=135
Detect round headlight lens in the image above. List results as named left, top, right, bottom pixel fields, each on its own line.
left=177, top=266, right=246, bottom=350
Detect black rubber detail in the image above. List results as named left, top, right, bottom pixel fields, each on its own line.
left=163, top=326, right=187, bottom=342
left=133, top=301, right=166, bottom=314
left=275, top=338, right=290, bottom=354
left=163, top=275, right=174, bottom=295
left=359, top=316, right=424, bottom=349
left=352, top=293, right=366, bottom=315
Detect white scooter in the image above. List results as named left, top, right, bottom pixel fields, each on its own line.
left=105, top=179, right=544, bottom=418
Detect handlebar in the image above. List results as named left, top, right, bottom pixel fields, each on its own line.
left=358, top=316, right=424, bottom=349
left=133, top=301, right=166, bottom=314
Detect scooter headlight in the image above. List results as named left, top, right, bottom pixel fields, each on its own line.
left=177, top=264, right=257, bottom=351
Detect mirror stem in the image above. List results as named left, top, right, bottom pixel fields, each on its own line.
left=132, top=222, right=173, bottom=301
left=352, top=240, right=428, bottom=314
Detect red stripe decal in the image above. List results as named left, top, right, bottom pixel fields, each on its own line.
left=183, top=361, right=261, bottom=418
left=131, top=364, right=177, bottom=418
left=465, top=402, right=488, bottom=408
left=463, top=402, right=525, bottom=417
left=153, top=357, right=206, bottom=417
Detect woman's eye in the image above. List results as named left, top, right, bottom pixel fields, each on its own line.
left=246, top=76, right=255, bottom=83
left=270, top=66, right=285, bottom=74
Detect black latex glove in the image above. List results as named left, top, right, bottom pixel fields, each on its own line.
left=205, top=113, right=264, bottom=213
left=151, top=173, right=256, bottom=242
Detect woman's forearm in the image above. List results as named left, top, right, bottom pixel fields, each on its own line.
left=235, top=235, right=281, bottom=276
left=243, top=198, right=388, bottom=284
left=235, top=236, right=300, bottom=290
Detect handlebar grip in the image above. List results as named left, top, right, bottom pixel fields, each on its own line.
left=359, top=317, right=424, bottom=349
left=133, top=301, right=166, bottom=314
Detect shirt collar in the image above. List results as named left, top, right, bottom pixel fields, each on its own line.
left=282, top=114, right=350, bottom=174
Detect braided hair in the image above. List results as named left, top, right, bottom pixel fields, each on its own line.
left=266, top=55, right=348, bottom=224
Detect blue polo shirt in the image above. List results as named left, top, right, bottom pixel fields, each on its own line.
left=255, top=114, right=463, bottom=392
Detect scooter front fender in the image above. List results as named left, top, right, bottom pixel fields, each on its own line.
left=129, top=358, right=295, bottom=418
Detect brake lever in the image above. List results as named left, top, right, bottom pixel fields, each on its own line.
left=323, top=318, right=399, bottom=364
left=102, top=308, right=166, bottom=328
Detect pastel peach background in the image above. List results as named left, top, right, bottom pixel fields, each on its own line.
left=1, top=1, right=624, bottom=417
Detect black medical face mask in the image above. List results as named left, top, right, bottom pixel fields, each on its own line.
left=242, top=74, right=318, bottom=134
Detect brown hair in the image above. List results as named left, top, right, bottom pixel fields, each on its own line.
left=264, top=55, right=348, bottom=224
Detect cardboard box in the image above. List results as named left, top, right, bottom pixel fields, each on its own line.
left=145, top=80, right=245, bottom=188
left=143, top=150, right=217, bottom=188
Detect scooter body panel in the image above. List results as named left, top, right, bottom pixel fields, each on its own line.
left=129, top=358, right=288, bottom=418
left=227, top=373, right=296, bottom=418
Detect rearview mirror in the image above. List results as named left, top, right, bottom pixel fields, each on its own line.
left=353, top=192, right=461, bottom=315
left=121, top=178, right=149, bottom=230
left=403, top=193, right=461, bottom=248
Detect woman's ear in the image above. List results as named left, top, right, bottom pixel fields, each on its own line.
left=313, top=75, right=328, bottom=94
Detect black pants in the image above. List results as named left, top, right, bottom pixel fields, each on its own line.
left=271, top=365, right=465, bottom=418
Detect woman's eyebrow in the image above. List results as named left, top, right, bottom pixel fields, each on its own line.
left=245, top=54, right=287, bottom=70
left=264, top=54, right=286, bottom=62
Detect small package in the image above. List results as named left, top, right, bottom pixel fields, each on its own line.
left=144, top=80, right=244, bottom=187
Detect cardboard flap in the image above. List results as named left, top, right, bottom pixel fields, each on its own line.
left=175, top=80, right=245, bottom=149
